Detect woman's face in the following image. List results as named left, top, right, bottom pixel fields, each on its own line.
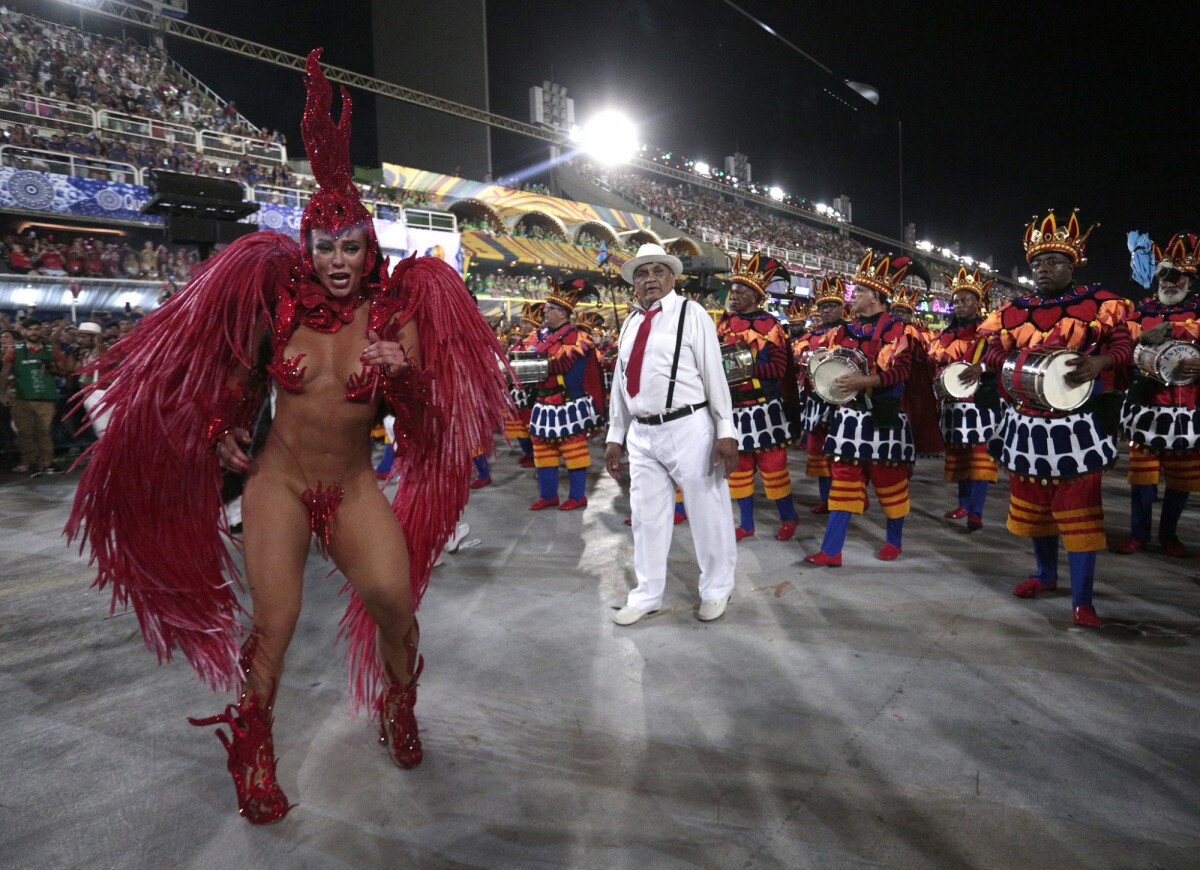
left=310, top=227, right=367, bottom=298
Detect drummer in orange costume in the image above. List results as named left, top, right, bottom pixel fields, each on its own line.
left=504, top=302, right=544, bottom=468
left=792, top=275, right=848, bottom=513
left=716, top=253, right=799, bottom=541
left=977, top=210, right=1133, bottom=628
left=804, top=251, right=918, bottom=567
left=1116, top=232, right=1200, bottom=557
left=926, top=268, right=1000, bottom=530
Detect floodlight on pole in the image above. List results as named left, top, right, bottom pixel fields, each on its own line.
left=577, top=110, right=638, bottom=165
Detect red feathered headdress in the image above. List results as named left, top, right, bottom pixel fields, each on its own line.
left=300, top=48, right=378, bottom=275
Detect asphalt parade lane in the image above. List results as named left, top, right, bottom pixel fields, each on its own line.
left=2, top=441, right=1199, bottom=868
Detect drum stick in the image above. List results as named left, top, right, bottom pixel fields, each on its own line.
left=970, top=337, right=987, bottom=366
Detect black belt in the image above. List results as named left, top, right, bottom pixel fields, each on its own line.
left=634, top=401, right=708, bottom=426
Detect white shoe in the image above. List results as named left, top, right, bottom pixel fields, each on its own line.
left=445, top=521, right=470, bottom=553
left=612, top=604, right=656, bottom=626
left=697, top=597, right=728, bottom=622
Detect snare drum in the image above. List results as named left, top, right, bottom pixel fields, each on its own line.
left=508, top=351, right=549, bottom=385
left=722, top=344, right=754, bottom=385
left=934, top=361, right=979, bottom=402
left=999, top=348, right=1091, bottom=412
left=811, top=347, right=869, bottom=404
left=806, top=347, right=829, bottom=382
left=1133, top=339, right=1200, bottom=386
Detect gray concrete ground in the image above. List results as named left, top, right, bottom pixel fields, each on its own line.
left=2, top=443, right=1199, bottom=869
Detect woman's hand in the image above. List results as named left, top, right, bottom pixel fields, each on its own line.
left=214, top=427, right=251, bottom=473
left=361, top=330, right=410, bottom=378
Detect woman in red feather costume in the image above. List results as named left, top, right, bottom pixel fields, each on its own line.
left=66, top=50, right=509, bottom=824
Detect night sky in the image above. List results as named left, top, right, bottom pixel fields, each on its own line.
left=64, top=0, right=1197, bottom=293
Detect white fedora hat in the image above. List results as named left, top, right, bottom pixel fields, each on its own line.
left=620, top=243, right=684, bottom=284
left=77, top=321, right=102, bottom=335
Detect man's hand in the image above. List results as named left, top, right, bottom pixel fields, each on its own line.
left=1139, top=322, right=1172, bottom=346
left=833, top=372, right=877, bottom=394
left=1174, top=356, right=1200, bottom=381
left=214, top=427, right=252, bottom=473
left=957, top=363, right=983, bottom=386
left=604, top=442, right=625, bottom=480
left=712, top=437, right=738, bottom=478
left=1064, top=353, right=1109, bottom=386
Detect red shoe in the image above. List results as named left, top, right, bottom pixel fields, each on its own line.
left=1112, top=537, right=1145, bottom=555
left=188, top=639, right=292, bottom=825
left=1161, top=537, right=1192, bottom=558
left=1072, top=604, right=1102, bottom=629
left=378, top=656, right=424, bottom=769
left=1013, top=577, right=1057, bottom=598
left=804, top=550, right=842, bottom=567
left=735, top=527, right=755, bottom=541
left=810, top=501, right=829, bottom=514
left=674, top=511, right=687, bottom=525
left=945, top=506, right=968, bottom=519
left=518, top=455, right=535, bottom=468
left=623, top=516, right=632, bottom=526
left=776, top=521, right=797, bottom=541
left=469, top=476, right=491, bottom=489
left=967, top=513, right=983, bottom=532
left=558, top=497, right=588, bottom=511
left=876, top=542, right=902, bottom=561
left=529, top=497, right=560, bottom=510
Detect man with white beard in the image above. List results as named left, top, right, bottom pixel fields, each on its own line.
left=1116, top=233, right=1200, bottom=557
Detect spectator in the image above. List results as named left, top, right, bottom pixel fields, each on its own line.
left=0, top=318, right=69, bottom=473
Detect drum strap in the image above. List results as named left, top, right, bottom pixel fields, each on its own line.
left=664, top=299, right=690, bottom=410
left=1012, top=349, right=1032, bottom=392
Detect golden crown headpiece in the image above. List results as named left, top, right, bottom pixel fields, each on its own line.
left=520, top=301, right=546, bottom=327
left=888, top=285, right=926, bottom=312
left=1153, top=232, right=1200, bottom=275
left=576, top=311, right=606, bottom=333
left=811, top=273, right=847, bottom=305
left=942, top=266, right=993, bottom=304
left=1023, top=209, right=1097, bottom=266
left=545, top=277, right=599, bottom=313
left=853, top=249, right=911, bottom=299
left=784, top=299, right=810, bottom=325
left=728, top=252, right=777, bottom=298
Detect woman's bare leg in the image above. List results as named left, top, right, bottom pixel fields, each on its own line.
left=240, top=472, right=312, bottom=701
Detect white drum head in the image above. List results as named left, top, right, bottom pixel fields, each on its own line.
left=940, top=361, right=977, bottom=399
left=1043, top=353, right=1092, bottom=410
left=1158, top=341, right=1200, bottom=384
left=812, top=357, right=859, bottom=404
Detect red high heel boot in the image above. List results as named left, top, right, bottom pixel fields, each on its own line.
left=188, top=638, right=291, bottom=824
left=378, top=655, right=425, bottom=769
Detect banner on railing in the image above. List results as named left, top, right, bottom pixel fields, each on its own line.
left=0, top=167, right=160, bottom=223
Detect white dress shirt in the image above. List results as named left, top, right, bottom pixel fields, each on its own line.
left=606, top=289, right=734, bottom=444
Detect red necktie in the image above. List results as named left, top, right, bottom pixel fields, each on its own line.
left=625, top=306, right=659, bottom=398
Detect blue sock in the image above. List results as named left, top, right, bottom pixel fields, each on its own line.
left=473, top=454, right=490, bottom=480
left=885, top=516, right=904, bottom=549
left=1130, top=484, right=1155, bottom=543
left=968, top=480, right=989, bottom=516
left=568, top=468, right=587, bottom=501
left=957, top=479, right=971, bottom=509
left=820, top=510, right=850, bottom=555
left=776, top=495, right=798, bottom=523
left=1032, top=535, right=1059, bottom=585
left=675, top=500, right=687, bottom=519
left=1159, top=488, right=1189, bottom=543
left=1067, top=550, right=1096, bottom=608
left=738, top=496, right=755, bottom=530
left=818, top=476, right=831, bottom=502
left=375, top=443, right=395, bottom=475
left=536, top=467, right=557, bottom=500
left=518, top=437, right=533, bottom=459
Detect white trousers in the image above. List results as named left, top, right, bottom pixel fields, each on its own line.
left=624, top=410, right=737, bottom=609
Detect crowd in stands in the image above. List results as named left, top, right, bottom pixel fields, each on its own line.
left=0, top=6, right=266, bottom=139
left=1, top=228, right=201, bottom=282
left=584, top=163, right=867, bottom=267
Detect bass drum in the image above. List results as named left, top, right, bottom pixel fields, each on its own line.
left=1133, top=339, right=1200, bottom=386
left=999, top=348, right=1091, bottom=413
left=811, top=347, right=869, bottom=405
left=934, top=361, right=979, bottom=402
